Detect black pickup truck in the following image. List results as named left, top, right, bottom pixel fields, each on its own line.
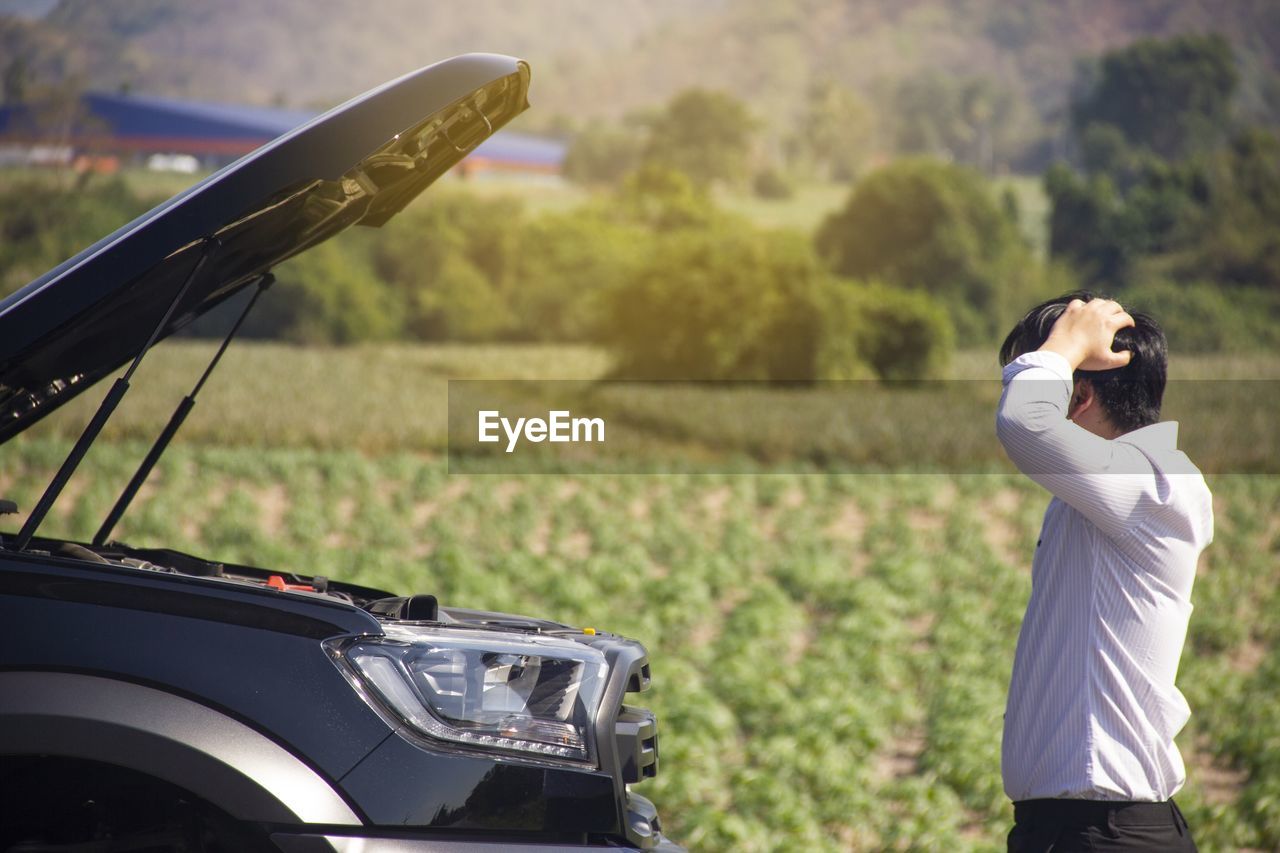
left=0, top=54, right=680, bottom=853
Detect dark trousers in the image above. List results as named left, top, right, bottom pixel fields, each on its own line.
left=1007, top=798, right=1196, bottom=852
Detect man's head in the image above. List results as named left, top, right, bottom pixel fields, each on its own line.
left=999, top=291, right=1167, bottom=435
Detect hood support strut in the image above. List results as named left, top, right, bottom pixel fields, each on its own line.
left=11, top=239, right=218, bottom=553
left=92, top=272, right=274, bottom=548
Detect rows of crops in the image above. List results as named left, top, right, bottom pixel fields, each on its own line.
left=2, top=343, right=1277, bottom=850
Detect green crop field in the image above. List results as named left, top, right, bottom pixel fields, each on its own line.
left=2, top=342, right=1278, bottom=851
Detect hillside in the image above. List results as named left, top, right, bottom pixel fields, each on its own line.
left=15, top=0, right=711, bottom=110
left=4, top=0, right=1277, bottom=135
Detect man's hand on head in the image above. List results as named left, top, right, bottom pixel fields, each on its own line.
left=1039, top=298, right=1135, bottom=372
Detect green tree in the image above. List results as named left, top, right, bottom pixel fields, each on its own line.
left=815, top=159, right=1034, bottom=344
left=1043, top=164, right=1132, bottom=287
left=510, top=211, right=651, bottom=342
left=1120, top=278, right=1280, bottom=353
left=883, top=72, right=1025, bottom=174
left=1071, top=34, right=1239, bottom=162
left=1172, top=128, right=1280, bottom=292
left=606, top=164, right=722, bottom=233
left=817, top=281, right=954, bottom=381
left=254, top=239, right=402, bottom=344
left=602, top=222, right=953, bottom=382
left=0, top=175, right=151, bottom=296
left=603, top=226, right=825, bottom=381
left=1047, top=127, right=1280, bottom=297
left=563, top=118, right=645, bottom=186
left=370, top=192, right=524, bottom=341
left=789, top=80, right=876, bottom=181
left=1077, top=122, right=1159, bottom=190
left=409, top=254, right=511, bottom=342
left=1044, top=159, right=1205, bottom=287
left=641, top=88, right=758, bottom=188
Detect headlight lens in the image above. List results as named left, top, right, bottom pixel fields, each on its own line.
left=329, top=625, right=608, bottom=763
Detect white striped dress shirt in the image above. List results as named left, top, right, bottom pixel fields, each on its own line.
left=995, top=351, right=1214, bottom=802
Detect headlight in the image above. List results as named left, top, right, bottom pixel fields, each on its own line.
left=327, top=625, right=608, bottom=764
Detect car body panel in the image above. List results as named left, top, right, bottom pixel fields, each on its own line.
left=0, top=554, right=391, bottom=778
left=0, top=671, right=362, bottom=825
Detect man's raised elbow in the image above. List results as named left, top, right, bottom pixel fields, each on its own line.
left=995, top=405, right=1054, bottom=461
left=995, top=408, right=1031, bottom=449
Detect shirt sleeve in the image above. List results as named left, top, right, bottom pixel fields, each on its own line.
left=995, top=351, right=1159, bottom=540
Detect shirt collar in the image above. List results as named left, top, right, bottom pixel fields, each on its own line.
left=1115, top=420, right=1179, bottom=452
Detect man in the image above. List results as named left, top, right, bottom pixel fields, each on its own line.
left=995, top=293, right=1214, bottom=852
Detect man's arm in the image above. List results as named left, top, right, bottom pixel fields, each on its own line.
left=995, top=299, right=1159, bottom=540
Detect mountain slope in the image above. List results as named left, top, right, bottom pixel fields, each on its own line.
left=5, top=0, right=1277, bottom=134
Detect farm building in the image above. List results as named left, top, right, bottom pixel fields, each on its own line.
left=0, top=90, right=566, bottom=175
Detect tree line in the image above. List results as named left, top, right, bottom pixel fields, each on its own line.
left=2, top=33, right=1277, bottom=380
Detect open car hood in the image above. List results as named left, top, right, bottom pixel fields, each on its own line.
left=0, top=53, right=529, bottom=444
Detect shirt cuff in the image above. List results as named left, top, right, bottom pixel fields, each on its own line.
left=1002, top=350, right=1074, bottom=386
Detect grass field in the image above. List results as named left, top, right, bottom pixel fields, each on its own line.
left=23, top=341, right=1278, bottom=473
left=3, top=342, right=1278, bottom=851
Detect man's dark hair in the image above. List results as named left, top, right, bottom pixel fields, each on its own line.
left=999, top=291, right=1167, bottom=433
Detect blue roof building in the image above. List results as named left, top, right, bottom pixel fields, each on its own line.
left=0, top=90, right=566, bottom=173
